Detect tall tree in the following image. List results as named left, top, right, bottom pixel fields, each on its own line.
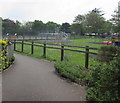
left=92, top=8, right=104, bottom=16
left=32, top=20, right=45, bottom=34
left=86, top=9, right=105, bottom=35
left=15, top=20, right=22, bottom=35
left=60, top=23, right=71, bottom=33
left=72, top=14, right=86, bottom=35
left=19, top=21, right=33, bottom=35
left=2, top=19, right=18, bottom=35
left=71, top=24, right=84, bottom=35
left=103, top=20, right=113, bottom=34
left=45, top=21, right=60, bottom=33
left=110, top=9, right=120, bottom=35
left=73, top=15, right=85, bottom=24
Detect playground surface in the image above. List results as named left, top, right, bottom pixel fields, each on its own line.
left=2, top=54, right=86, bottom=101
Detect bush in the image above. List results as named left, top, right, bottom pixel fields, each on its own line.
left=54, top=46, right=120, bottom=101
left=86, top=47, right=120, bottom=101
left=97, top=45, right=119, bottom=62
left=0, top=40, right=14, bottom=71
left=54, top=61, right=88, bottom=84
left=0, top=40, right=8, bottom=46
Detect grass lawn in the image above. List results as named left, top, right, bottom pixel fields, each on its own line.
left=15, top=37, right=103, bottom=68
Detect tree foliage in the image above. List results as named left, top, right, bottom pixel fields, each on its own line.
left=32, top=20, right=44, bottom=34
left=86, top=46, right=120, bottom=101
left=72, top=15, right=86, bottom=35
left=60, top=22, right=71, bottom=33
left=110, top=9, right=120, bottom=36
left=45, top=21, right=60, bottom=33
left=1, top=8, right=119, bottom=36
left=85, top=11, right=105, bottom=34
left=2, top=19, right=60, bottom=36
left=2, top=19, right=18, bottom=35
left=72, top=8, right=107, bottom=36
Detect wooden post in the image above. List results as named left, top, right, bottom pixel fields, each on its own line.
left=85, top=46, right=89, bottom=69
left=14, top=40, right=16, bottom=51
left=61, top=45, right=64, bottom=61
left=43, top=43, right=46, bottom=57
left=21, top=40, right=24, bottom=52
left=31, top=41, right=34, bottom=54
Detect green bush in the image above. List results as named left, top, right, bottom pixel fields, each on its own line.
left=54, top=46, right=120, bottom=101
left=86, top=47, right=120, bottom=101
left=97, top=45, right=119, bottom=62
left=54, top=61, right=88, bottom=84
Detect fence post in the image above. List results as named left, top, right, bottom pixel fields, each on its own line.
left=14, top=40, right=16, bottom=51
left=43, top=43, right=46, bottom=57
left=31, top=41, right=34, bottom=54
left=85, top=46, right=89, bottom=69
left=21, top=40, right=24, bottom=52
left=61, top=45, right=64, bottom=61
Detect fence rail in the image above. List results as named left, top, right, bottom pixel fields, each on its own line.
left=12, top=40, right=98, bottom=69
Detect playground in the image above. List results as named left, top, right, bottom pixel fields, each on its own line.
left=88, top=35, right=120, bottom=46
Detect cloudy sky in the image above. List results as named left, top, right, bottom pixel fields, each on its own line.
left=0, top=0, right=120, bottom=24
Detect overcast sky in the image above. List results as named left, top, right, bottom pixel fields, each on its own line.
left=0, top=0, right=120, bottom=24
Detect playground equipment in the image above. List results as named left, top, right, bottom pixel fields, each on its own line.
left=103, top=41, right=112, bottom=45
left=36, top=33, right=72, bottom=44
left=89, top=36, right=120, bottom=47
left=103, top=36, right=120, bottom=47
left=114, top=41, right=120, bottom=46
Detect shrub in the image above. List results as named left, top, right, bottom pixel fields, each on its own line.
left=97, top=45, right=119, bottom=62
left=0, top=40, right=14, bottom=71
left=0, top=40, right=8, bottom=46
left=54, top=45, right=120, bottom=101
left=54, top=61, right=88, bottom=84
left=86, top=47, right=120, bottom=101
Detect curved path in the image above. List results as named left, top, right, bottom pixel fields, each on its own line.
left=2, top=54, right=86, bottom=101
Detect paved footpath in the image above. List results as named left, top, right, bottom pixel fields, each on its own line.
left=2, top=54, right=86, bottom=101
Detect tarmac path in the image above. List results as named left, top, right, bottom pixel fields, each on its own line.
left=2, top=54, right=86, bottom=101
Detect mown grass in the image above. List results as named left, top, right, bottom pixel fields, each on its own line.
left=15, top=38, right=103, bottom=67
